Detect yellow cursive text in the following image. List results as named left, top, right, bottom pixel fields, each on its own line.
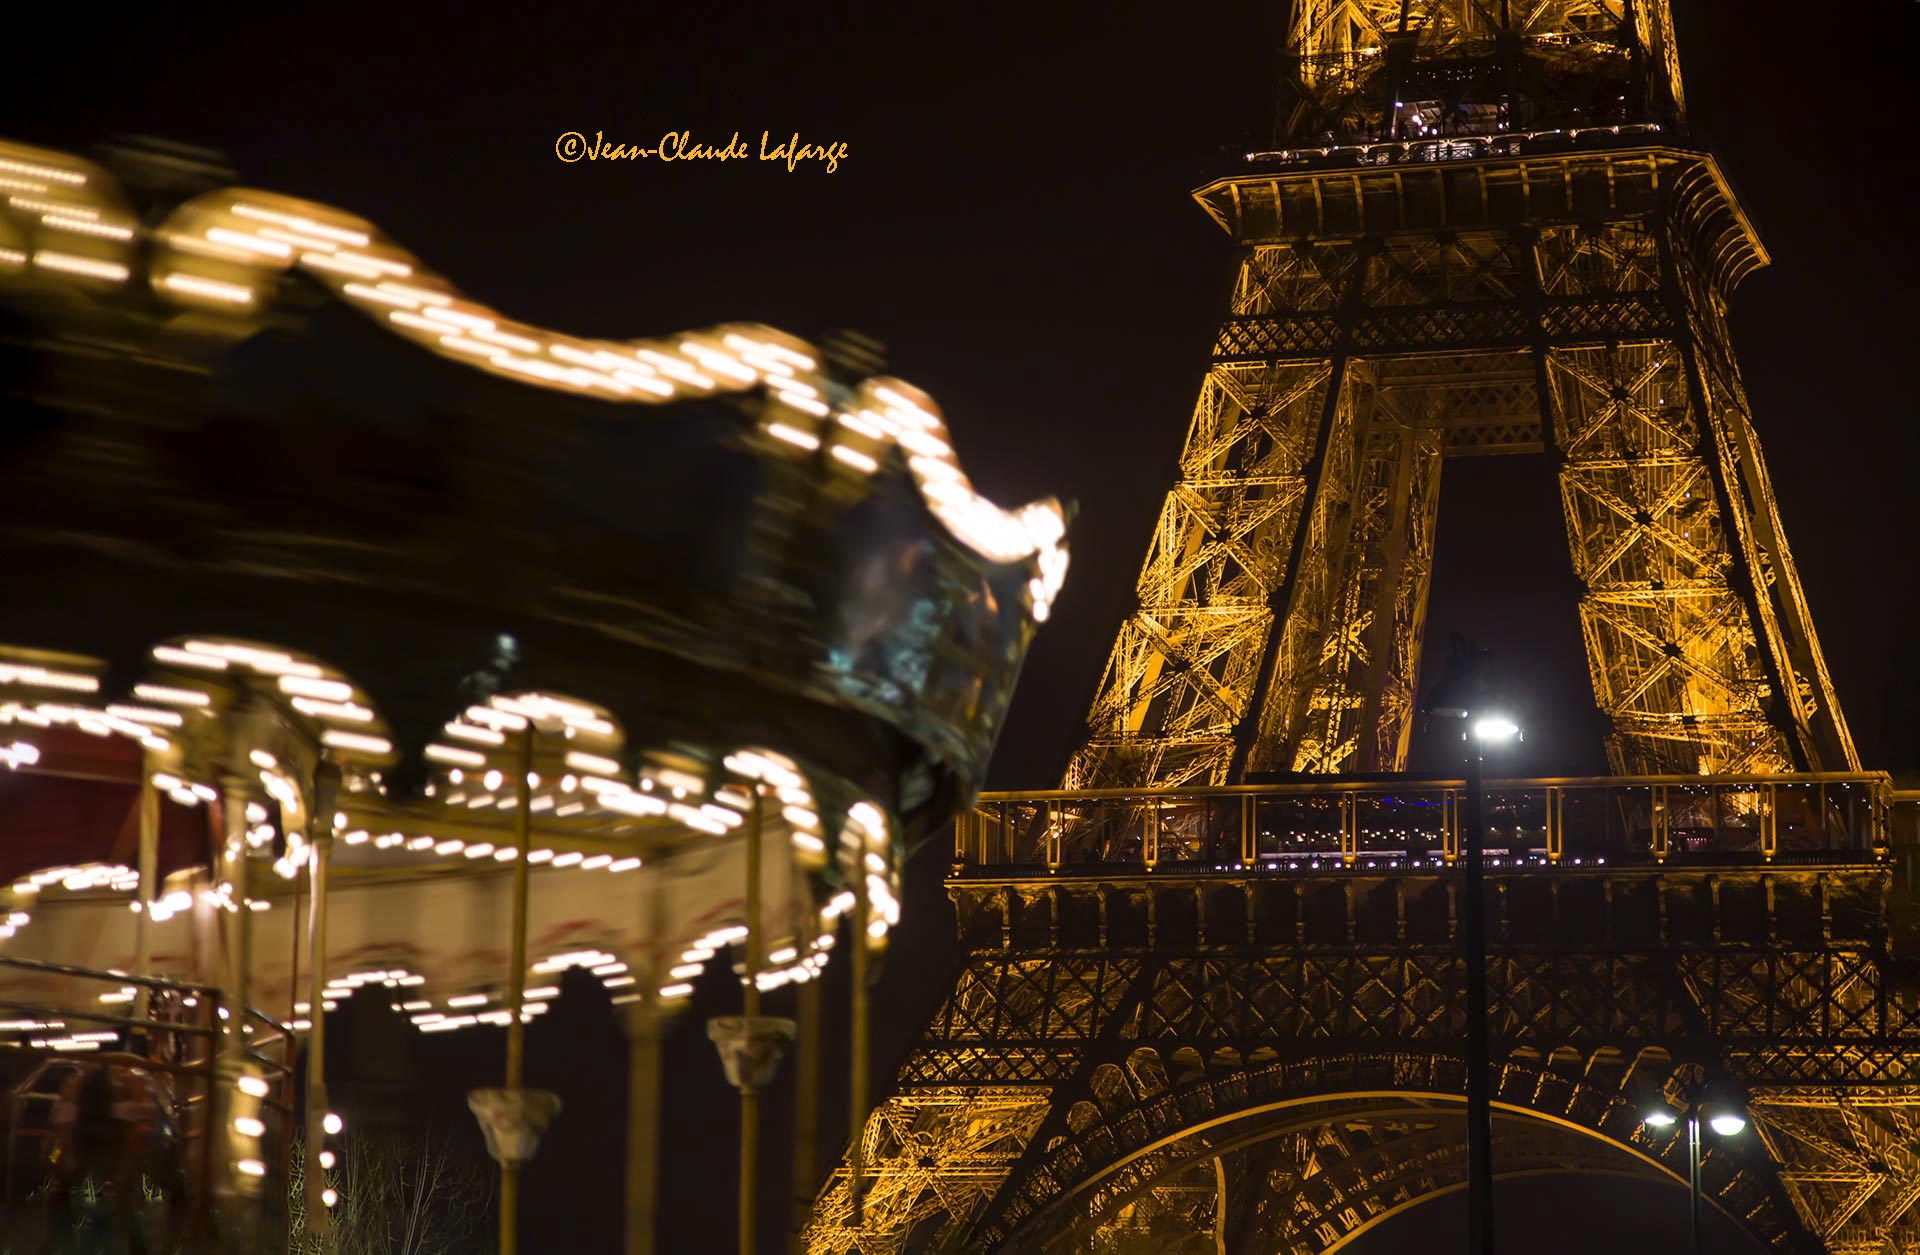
left=556, top=130, right=849, bottom=172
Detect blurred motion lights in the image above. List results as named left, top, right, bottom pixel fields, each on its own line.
left=0, top=139, right=1069, bottom=624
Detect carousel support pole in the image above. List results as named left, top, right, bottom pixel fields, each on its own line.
left=287, top=863, right=300, bottom=1207
left=739, top=789, right=764, bottom=1255
left=468, top=726, right=559, bottom=1243
left=304, top=761, right=340, bottom=1239
left=622, top=996, right=663, bottom=1255
left=848, top=852, right=870, bottom=1228
left=499, top=727, right=536, bottom=1255
left=706, top=789, right=792, bottom=1250
left=789, top=970, right=822, bottom=1252
left=215, top=773, right=256, bottom=1237
left=290, top=872, right=301, bottom=1034
left=623, top=867, right=669, bottom=1255
left=131, top=757, right=160, bottom=1035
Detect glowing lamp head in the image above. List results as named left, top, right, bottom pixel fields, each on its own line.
left=323, top=1112, right=344, bottom=1136
left=1471, top=715, right=1519, bottom=743
left=1642, top=1108, right=1677, bottom=1128
left=1708, top=1111, right=1747, bottom=1137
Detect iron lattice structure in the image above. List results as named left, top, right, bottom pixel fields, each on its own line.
left=1064, top=0, right=1852, bottom=790
left=808, top=850, right=1920, bottom=1255
left=1281, top=0, right=1687, bottom=147
left=807, top=4, right=1905, bottom=1252
left=1066, top=168, right=1859, bottom=787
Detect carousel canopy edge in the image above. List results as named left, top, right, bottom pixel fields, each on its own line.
left=0, top=137, right=1072, bottom=835
left=0, top=138, right=1068, bottom=613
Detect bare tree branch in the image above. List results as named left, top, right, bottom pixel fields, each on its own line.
left=289, top=1130, right=493, bottom=1254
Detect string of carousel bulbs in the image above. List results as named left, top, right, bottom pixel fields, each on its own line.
left=0, top=144, right=1068, bottom=622
left=0, top=137, right=997, bottom=1038
left=3, top=639, right=894, bottom=1038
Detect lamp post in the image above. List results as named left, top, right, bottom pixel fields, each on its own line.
left=1422, top=638, right=1518, bottom=1255
left=1644, top=1089, right=1747, bottom=1255
left=1461, top=711, right=1517, bottom=1255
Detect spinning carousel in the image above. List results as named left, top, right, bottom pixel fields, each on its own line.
left=0, top=136, right=1068, bottom=1252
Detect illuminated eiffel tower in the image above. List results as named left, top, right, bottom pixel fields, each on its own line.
left=805, top=6, right=1920, bottom=1255
left=1062, top=2, right=1856, bottom=789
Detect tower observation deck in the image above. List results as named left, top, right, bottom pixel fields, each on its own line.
left=1277, top=0, right=1684, bottom=150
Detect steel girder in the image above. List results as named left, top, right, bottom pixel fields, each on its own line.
left=1067, top=149, right=1858, bottom=790
left=803, top=868, right=1920, bottom=1254
left=1749, top=1091, right=1920, bottom=1255
left=808, top=16, right=1879, bottom=1255
left=1280, top=1, right=1685, bottom=145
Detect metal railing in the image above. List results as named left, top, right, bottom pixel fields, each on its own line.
left=0, top=954, right=296, bottom=1224
left=953, top=773, right=1895, bottom=875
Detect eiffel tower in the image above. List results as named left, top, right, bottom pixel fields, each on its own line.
left=1061, top=2, right=1856, bottom=788
left=805, top=5, right=1919, bottom=1253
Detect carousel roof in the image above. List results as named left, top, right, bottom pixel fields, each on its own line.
left=0, top=137, right=1069, bottom=845
left=0, top=136, right=1069, bottom=1043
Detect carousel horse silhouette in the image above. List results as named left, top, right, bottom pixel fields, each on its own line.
left=42, top=1059, right=185, bottom=1254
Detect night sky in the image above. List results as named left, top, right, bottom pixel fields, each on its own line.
left=9, top=2, right=1917, bottom=1251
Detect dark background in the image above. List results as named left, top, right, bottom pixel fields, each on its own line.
left=8, top=1, right=1914, bottom=1250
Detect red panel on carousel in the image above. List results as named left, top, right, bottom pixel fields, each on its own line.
left=0, top=727, right=216, bottom=884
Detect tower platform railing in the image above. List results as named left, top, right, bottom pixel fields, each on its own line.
left=1242, top=120, right=1670, bottom=168
left=954, top=772, right=1896, bottom=875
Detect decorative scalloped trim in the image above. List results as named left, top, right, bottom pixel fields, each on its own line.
left=1, top=639, right=899, bottom=1031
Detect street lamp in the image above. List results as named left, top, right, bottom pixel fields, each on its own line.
left=1644, top=1088, right=1748, bottom=1255
left=1456, top=705, right=1518, bottom=1255
left=1471, top=715, right=1520, bottom=744
left=1421, top=638, right=1519, bottom=1255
